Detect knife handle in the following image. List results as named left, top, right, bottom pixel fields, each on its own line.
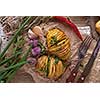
left=77, top=75, right=86, bottom=83
left=66, top=61, right=81, bottom=83
left=66, top=71, right=78, bottom=83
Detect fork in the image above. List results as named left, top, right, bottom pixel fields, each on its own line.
left=66, top=36, right=93, bottom=83
left=77, top=37, right=100, bottom=83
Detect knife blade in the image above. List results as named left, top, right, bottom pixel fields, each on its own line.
left=77, top=38, right=100, bottom=83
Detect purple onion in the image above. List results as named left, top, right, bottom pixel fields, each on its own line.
left=28, top=39, right=38, bottom=48
left=32, top=39, right=38, bottom=47
left=27, top=57, right=36, bottom=66
left=32, top=46, right=41, bottom=56
left=28, top=40, right=34, bottom=44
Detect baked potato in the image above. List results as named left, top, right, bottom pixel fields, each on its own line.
left=46, top=28, right=71, bottom=61
left=36, top=55, right=64, bottom=79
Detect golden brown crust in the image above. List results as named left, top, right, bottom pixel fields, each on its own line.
left=36, top=55, right=64, bottom=79
left=47, top=28, right=71, bottom=61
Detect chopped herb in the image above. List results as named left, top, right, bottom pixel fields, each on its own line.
left=63, top=62, right=67, bottom=68
left=38, top=41, right=46, bottom=55
left=39, top=68, right=44, bottom=72
left=50, top=36, right=58, bottom=45
left=46, top=56, right=50, bottom=76
left=54, top=57, right=59, bottom=64
left=62, top=61, right=71, bottom=68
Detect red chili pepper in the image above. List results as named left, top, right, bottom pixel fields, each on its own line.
left=52, top=16, right=83, bottom=41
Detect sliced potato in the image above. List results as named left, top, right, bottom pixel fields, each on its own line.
left=57, top=38, right=69, bottom=46
left=55, top=61, right=63, bottom=78
left=47, top=28, right=66, bottom=47
left=49, top=39, right=69, bottom=52
left=47, top=31, right=58, bottom=39
left=48, top=57, right=54, bottom=78
left=47, top=31, right=64, bottom=41
left=36, top=56, right=48, bottom=72
left=47, top=36, right=66, bottom=47
left=56, top=47, right=70, bottom=56
left=49, top=39, right=67, bottom=50
left=61, top=51, right=71, bottom=60
left=36, top=55, right=65, bottom=79
left=48, top=58, right=56, bottom=78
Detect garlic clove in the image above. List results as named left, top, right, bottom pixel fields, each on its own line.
left=32, top=26, right=43, bottom=37
left=28, top=29, right=38, bottom=39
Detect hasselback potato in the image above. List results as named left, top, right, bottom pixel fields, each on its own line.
left=36, top=55, right=64, bottom=79
left=46, top=28, right=71, bottom=61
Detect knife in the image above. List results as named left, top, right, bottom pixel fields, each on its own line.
left=77, top=38, right=100, bottom=83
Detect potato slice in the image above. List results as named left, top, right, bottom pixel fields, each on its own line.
left=47, top=31, right=58, bottom=40
left=37, top=56, right=47, bottom=69
left=47, top=30, right=64, bottom=41
left=57, top=38, right=69, bottom=46
left=47, top=36, right=66, bottom=48
left=47, top=28, right=66, bottom=47
left=56, top=47, right=70, bottom=57
left=48, top=59, right=56, bottom=78
left=55, top=61, right=63, bottom=78
left=48, top=57, right=54, bottom=78
left=36, top=55, right=65, bottom=79
left=49, top=39, right=69, bottom=52
left=47, top=36, right=67, bottom=47
left=61, top=51, right=71, bottom=60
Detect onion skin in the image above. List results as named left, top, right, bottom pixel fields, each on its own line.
left=32, top=47, right=41, bottom=56
left=32, top=39, right=38, bottom=47
left=28, top=39, right=38, bottom=48
left=28, top=29, right=37, bottom=40
left=27, top=57, right=36, bottom=66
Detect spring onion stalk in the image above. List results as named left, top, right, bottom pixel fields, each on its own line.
left=0, top=52, right=22, bottom=66
left=6, top=46, right=32, bottom=82
left=3, top=70, right=14, bottom=80
left=0, top=61, right=27, bottom=72
left=0, top=71, right=8, bottom=81
left=0, top=16, right=32, bottom=59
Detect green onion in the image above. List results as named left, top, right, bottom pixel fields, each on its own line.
left=6, top=46, right=32, bottom=82
left=0, top=16, right=32, bottom=60
left=54, top=57, right=59, bottom=64
left=0, top=52, right=22, bottom=66
left=4, top=70, right=14, bottom=79
left=0, top=71, right=8, bottom=81
left=46, top=56, right=50, bottom=76
left=0, top=61, right=27, bottom=72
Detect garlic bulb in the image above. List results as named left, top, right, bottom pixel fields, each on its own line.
left=32, top=26, right=46, bottom=47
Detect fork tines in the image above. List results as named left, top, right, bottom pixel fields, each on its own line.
left=78, top=36, right=93, bottom=58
